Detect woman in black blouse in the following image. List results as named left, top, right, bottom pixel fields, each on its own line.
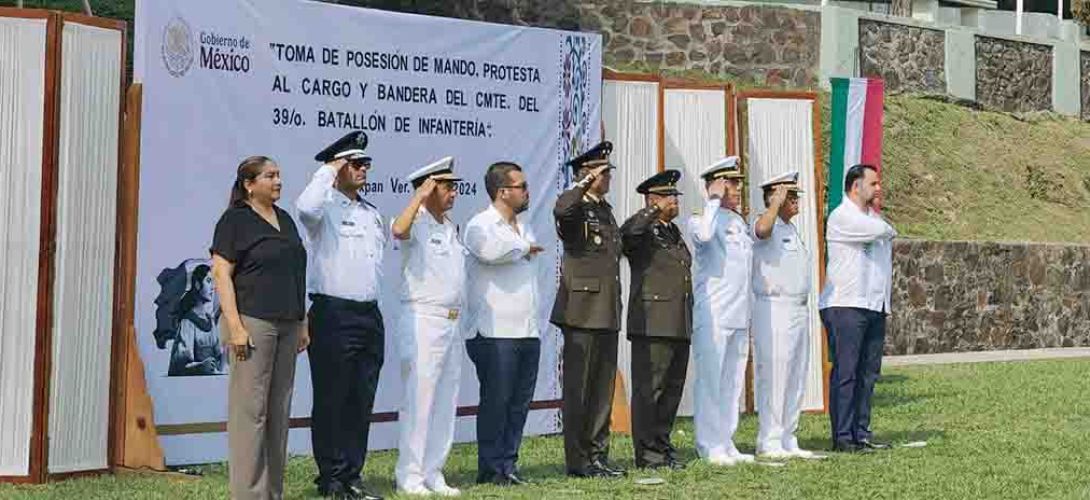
left=211, top=155, right=309, bottom=500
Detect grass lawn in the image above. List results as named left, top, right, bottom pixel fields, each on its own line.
left=2, top=359, right=1089, bottom=499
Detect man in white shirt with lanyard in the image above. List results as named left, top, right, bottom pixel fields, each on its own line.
left=819, top=163, right=897, bottom=454
left=688, top=156, right=756, bottom=466
left=463, top=161, right=544, bottom=487
left=390, top=157, right=466, bottom=496
left=296, top=131, right=385, bottom=500
left=751, top=171, right=822, bottom=460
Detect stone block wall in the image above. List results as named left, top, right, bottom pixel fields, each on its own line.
left=888, top=240, right=1090, bottom=355
left=578, top=1, right=822, bottom=88
left=858, top=20, right=946, bottom=94
left=975, top=36, right=1053, bottom=113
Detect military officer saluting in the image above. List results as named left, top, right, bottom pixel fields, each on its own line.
left=751, top=171, right=822, bottom=460
left=620, top=169, right=693, bottom=470
left=296, top=131, right=386, bottom=500
left=551, top=141, right=626, bottom=479
left=688, top=156, right=755, bottom=467
left=390, top=157, right=467, bottom=496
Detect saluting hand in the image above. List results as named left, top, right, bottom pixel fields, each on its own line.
left=769, top=185, right=789, bottom=208
left=707, top=178, right=727, bottom=200
left=414, top=178, right=438, bottom=201
left=328, top=158, right=349, bottom=174
left=585, top=163, right=611, bottom=183
left=652, top=196, right=672, bottom=213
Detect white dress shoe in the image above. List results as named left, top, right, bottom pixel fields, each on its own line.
left=708, top=454, right=737, bottom=466
left=425, top=477, right=461, bottom=497
left=727, top=448, right=755, bottom=463
left=786, top=447, right=827, bottom=460
left=398, top=484, right=432, bottom=496
left=757, top=447, right=794, bottom=461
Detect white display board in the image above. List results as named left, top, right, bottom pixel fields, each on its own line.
left=135, top=0, right=601, bottom=464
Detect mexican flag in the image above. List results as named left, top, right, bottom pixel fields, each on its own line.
left=828, top=78, right=884, bottom=210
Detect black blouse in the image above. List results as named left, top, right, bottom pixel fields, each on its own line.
left=211, top=204, right=307, bottom=321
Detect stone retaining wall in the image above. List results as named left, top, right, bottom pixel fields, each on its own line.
left=888, top=240, right=1090, bottom=354
left=975, top=36, right=1053, bottom=113
left=858, top=19, right=946, bottom=94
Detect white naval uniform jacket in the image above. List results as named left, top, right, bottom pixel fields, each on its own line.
left=688, top=199, right=754, bottom=330
left=395, top=207, right=467, bottom=311
left=752, top=215, right=811, bottom=301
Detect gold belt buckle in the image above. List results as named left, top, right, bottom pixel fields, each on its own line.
left=447, top=309, right=459, bottom=320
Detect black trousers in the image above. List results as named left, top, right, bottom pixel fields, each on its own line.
left=307, top=294, right=385, bottom=489
left=465, top=335, right=540, bottom=482
left=561, top=328, right=618, bottom=472
left=630, top=337, right=690, bottom=467
left=821, top=306, right=886, bottom=445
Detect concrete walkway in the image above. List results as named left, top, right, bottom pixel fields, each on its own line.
left=885, top=347, right=1090, bottom=367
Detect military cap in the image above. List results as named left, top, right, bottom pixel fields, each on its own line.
left=315, top=131, right=370, bottom=163
left=636, top=169, right=682, bottom=196
left=760, top=170, right=803, bottom=194
left=407, top=156, right=460, bottom=185
left=700, top=156, right=744, bottom=181
left=566, top=141, right=614, bottom=172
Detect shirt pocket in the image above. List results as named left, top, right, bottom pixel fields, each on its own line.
left=571, top=277, right=600, bottom=293
left=428, top=236, right=451, bottom=256
left=337, top=219, right=367, bottom=238
left=781, top=237, right=799, bottom=252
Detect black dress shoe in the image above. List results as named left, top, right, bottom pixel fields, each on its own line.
left=505, top=473, right=530, bottom=486
left=567, top=464, right=613, bottom=478
left=832, top=441, right=868, bottom=453
left=857, top=439, right=891, bottom=450
left=643, top=459, right=686, bottom=470
left=345, top=479, right=384, bottom=500
left=490, top=475, right=514, bottom=486
left=593, top=460, right=627, bottom=477
left=321, top=483, right=357, bottom=500
left=477, top=472, right=499, bottom=485
left=316, top=479, right=339, bottom=497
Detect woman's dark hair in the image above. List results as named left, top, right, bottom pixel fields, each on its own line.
left=177, top=264, right=212, bottom=317
left=229, top=155, right=274, bottom=207
left=844, top=164, right=878, bottom=194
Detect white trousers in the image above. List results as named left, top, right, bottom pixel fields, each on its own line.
left=395, top=308, right=463, bottom=490
left=753, top=297, right=810, bottom=452
left=692, top=324, right=750, bottom=459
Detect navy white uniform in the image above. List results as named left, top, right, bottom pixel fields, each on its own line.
left=688, top=157, right=755, bottom=465
left=393, top=158, right=467, bottom=496
left=750, top=171, right=816, bottom=459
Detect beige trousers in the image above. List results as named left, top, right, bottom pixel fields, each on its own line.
left=228, top=315, right=301, bottom=500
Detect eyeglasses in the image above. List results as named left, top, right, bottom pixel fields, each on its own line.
left=502, top=183, right=529, bottom=191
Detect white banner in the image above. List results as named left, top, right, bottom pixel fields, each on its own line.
left=134, top=0, right=601, bottom=465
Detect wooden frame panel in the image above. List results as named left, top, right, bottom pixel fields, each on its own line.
left=0, top=8, right=127, bottom=484
left=51, top=12, right=128, bottom=481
